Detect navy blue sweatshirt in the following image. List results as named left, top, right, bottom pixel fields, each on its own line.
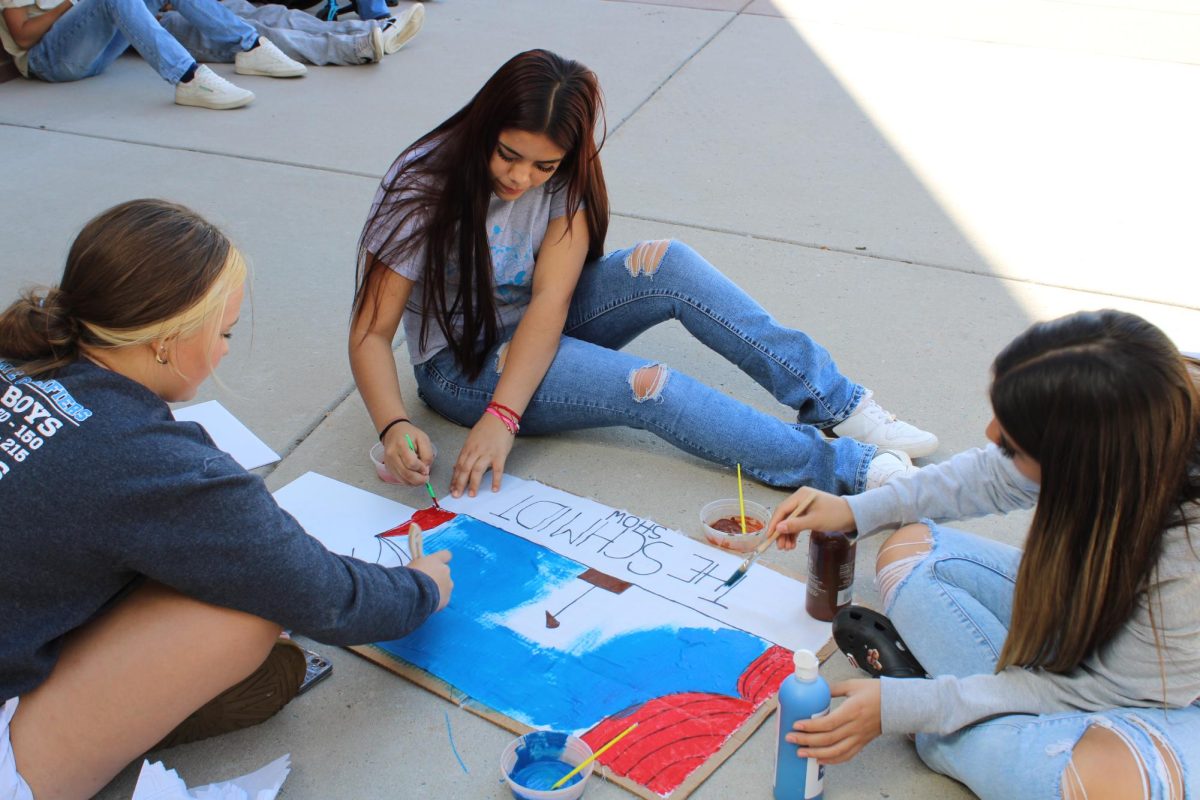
left=0, top=358, right=439, bottom=701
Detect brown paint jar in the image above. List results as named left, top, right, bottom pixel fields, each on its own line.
left=805, top=530, right=857, bottom=622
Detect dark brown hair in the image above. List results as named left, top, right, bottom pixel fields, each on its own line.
left=0, top=199, right=243, bottom=378
left=991, top=310, right=1199, bottom=673
left=352, top=49, right=609, bottom=379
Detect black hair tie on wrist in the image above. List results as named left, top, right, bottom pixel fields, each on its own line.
left=378, top=417, right=410, bottom=442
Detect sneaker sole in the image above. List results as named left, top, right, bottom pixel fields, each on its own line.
left=383, top=4, right=424, bottom=54
left=234, top=65, right=307, bottom=78
left=832, top=431, right=939, bottom=459
left=153, top=639, right=306, bottom=750
left=892, top=437, right=939, bottom=459
left=175, top=93, right=254, bottom=110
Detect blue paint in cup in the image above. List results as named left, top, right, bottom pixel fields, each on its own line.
left=500, top=731, right=594, bottom=800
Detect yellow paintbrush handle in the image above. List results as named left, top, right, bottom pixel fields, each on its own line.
left=550, top=722, right=639, bottom=790
left=736, top=463, right=747, bottom=536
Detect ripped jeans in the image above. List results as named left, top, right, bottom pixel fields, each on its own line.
left=883, top=525, right=1200, bottom=799
left=412, top=239, right=875, bottom=492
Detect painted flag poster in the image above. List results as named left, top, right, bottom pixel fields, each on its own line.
left=275, top=473, right=831, bottom=799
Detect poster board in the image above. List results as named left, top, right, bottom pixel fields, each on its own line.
left=274, top=473, right=834, bottom=799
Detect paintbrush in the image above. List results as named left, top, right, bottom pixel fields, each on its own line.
left=408, top=523, right=424, bottom=560
left=721, top=494, right=818, bottom=588
left=404, top=432, right=441, bottom=509
left=549, top=722, right=639, bottom=790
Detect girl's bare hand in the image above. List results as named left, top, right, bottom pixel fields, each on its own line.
left=450, top=414, right=514, bottom=498
left=767, top=488, right=856, bottom=551
left=785, top=679, right=882, bottom=764
left=381, top=422, right=434, bottom=486
left=409, top=550, right=453, bottom=611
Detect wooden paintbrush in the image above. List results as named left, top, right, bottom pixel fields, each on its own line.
left=721, top=494, right=817, bottom=588
left=408, top=522, right=424, bottom=560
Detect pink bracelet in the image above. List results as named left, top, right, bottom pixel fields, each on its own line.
left=484, top=406, right=519, bottom=434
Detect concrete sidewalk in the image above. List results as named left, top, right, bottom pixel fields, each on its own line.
left=2, top=0, right=1197, bottom=797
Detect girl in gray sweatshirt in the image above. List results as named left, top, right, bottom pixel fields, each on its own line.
left=771, top=309, right=1199, bottom=800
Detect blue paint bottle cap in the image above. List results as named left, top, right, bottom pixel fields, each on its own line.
left=793, top=649, right=819, bottom=681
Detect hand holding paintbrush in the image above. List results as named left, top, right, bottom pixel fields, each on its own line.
left=767, top=488, right=856, bottom=552
left=404, top=433, right=441, bottom=509
left=721, top=493, right=819, bottom=588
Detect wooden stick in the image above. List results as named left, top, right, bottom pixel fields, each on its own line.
left=736, top=463, right=748, bottom=536
left=408, top=523, right=423, bottom=560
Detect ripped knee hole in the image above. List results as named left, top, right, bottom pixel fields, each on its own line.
left=625, top=240, right=672, bottom=277
left=630, top=364, right=669, bottom=402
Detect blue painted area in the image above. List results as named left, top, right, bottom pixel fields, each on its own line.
left=376, top=516, right=770, bottom=732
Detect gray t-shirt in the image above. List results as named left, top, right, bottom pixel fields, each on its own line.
left=846, top=445, right=1200, bottom=735
left=363, top=157, right=570, bottom=365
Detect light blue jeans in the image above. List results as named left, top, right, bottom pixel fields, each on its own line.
left=413, top=240, right=875, bottom=493
left=886, top=525, right=1200, bottom=799
left=161, top=0, right=375, bottom=66
left=27, top=0, right=257, bottom=83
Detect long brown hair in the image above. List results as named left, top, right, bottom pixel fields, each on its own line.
left=992, top=310, right=1199, bottom=673
left=352, top=49, right=609, bottom=379
left=0, top=199, right=245, bottom=379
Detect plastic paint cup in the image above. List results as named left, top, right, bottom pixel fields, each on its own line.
left=699, top=499, right=770, bottom=553
left=500, top=731, right=594, bottom=800
left=369, top=442, right=403, bottom=484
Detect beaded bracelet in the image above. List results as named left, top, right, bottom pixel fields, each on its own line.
left=378, top=417, right=411, bottom=442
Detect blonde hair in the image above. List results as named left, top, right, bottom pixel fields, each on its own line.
left=0, top=199, right=244, bottom=378
left=81, top=247, right=246, bottom=357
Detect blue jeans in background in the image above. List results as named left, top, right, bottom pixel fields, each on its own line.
left=161, top=0, right=375, bottom=66
left=413, top=239, right=874, bottom=493
left=887, top=525, right=1200, bottom=799
left=27, top=0, right=257, bottom=83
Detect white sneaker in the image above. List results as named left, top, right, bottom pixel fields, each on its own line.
left=381, top=4, right=424, bottom=55
left=832, top=393, right=939, bottom=458
left=865, top=449, right=917, bottom=490
left=235, top=37, right=307, bottom=78
left=175, top=65, right=254, bottom=110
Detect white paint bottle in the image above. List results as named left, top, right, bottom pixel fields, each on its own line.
left=773, top=649, right=831, bottom=800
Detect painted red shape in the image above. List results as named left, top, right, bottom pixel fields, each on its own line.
left=582, top=693, right=754, bottom=795
left=377, top=506, right=457, bottom=538
left=411, top=506, right=455, bottom=529
left=737, top=645, right=795, bottom=705
left=579, top=646, right=798, bottom=796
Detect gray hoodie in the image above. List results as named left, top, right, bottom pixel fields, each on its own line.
left=846, top=445, right=1200, bottom=735
left=0, top=359, right=440, bottom=701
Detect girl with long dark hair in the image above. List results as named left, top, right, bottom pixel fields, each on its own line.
left=351, top=49, right=937, bottom=499
left=770, top=309, right=1199, bottom=799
